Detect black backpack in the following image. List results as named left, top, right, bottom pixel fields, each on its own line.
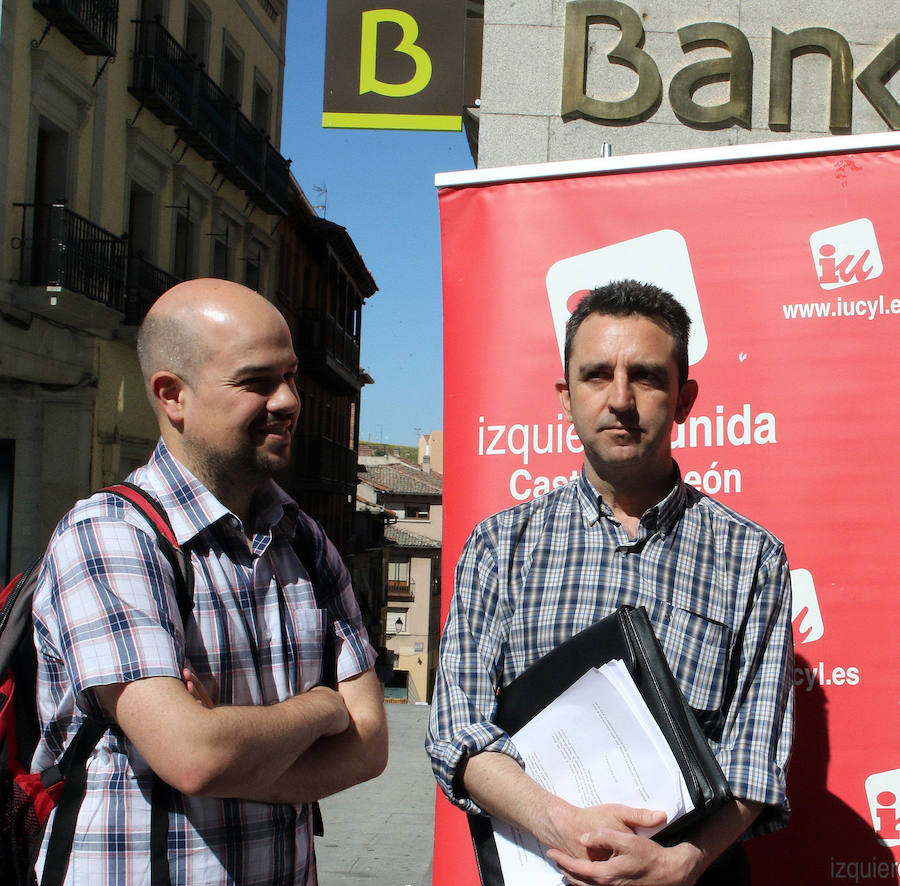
left=0, top=483, right=192, bottom=886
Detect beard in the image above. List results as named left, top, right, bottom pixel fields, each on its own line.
left=186, top=431, right=292, bottom=496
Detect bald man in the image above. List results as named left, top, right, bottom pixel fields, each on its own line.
left=31, top=280, right=387, bottom=885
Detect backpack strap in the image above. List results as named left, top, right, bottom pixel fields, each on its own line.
left=104, top=483, right=194, bottom=624
left=39, top=719, right=106, bottom=886
left=106, top=483, right=192, bottom=886
left=41, top=484, right=193, bottom=886
left=291, top=526, right=337, bottom=692
left=288, top=521, right=338, bottom=840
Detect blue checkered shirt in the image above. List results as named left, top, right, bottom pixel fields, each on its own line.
left=426, top=468, right=793, bottom=837
left=32, top=441, right=376, bottom=885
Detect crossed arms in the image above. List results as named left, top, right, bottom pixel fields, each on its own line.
left=95, top=666, right=387, bottom=804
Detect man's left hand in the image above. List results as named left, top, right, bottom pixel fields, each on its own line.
left=183, top=665, right=217, bottom=708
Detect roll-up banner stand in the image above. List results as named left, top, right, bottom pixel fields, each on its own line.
left=434, top=132, right=900, bottom=885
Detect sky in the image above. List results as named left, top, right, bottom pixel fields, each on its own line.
left=279, top=3, right=474, bottom=447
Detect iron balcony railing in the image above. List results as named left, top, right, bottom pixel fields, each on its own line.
left=15, top=203, right=177, bottom=324
left=297, top=309, right=361, bottom=375
left=129, top=17, right=194, bottom=129
left=16, top=203, right=126, bottom=311
left=292, top=435, right=358, bottom=494
left=387, top=579, right=414, bottom=600
left=130, top=18, right=291, bottom=215
left=126, top=252, right=182, bottom=324
left=34, top=0, right=119, bottom=56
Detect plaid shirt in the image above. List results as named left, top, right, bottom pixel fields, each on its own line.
left=426, top=468, right=793, bottom=837
left=32, top=441, right=375, bottom=885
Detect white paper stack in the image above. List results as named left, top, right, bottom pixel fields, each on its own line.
left=491, top=660, right=694, bottom=885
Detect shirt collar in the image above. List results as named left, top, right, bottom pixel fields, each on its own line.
left=136, top=440, right=298, bottom=545
left=575, top=462, right=688, bottom=536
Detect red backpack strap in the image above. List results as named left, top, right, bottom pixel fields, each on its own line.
left=98, top=483, right=193, bottom=886
left=101, top=483, right=194, bottom=625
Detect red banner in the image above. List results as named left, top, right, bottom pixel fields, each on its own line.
left=435, top=134, right=900, bottom=885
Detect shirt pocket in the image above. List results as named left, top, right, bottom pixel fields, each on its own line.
left=292, top=608, right=329, bottom=693
left=655, top=601, right=733, bottom=736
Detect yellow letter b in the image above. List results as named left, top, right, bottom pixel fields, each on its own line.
left=359, top=9, right=432, bottom=97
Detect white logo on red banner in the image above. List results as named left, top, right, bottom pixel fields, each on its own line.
left=809, top=218, right=883, bottom=290
left=545, top=230, right=708, bottom=369
left=865, top=770, right=900, bottom=846
left=790, top=568, right=824, bottom=645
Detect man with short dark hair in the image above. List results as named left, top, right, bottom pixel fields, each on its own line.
left=32, top=279, right=388, bottom=885
left=427, top=279, right=793, bottom=885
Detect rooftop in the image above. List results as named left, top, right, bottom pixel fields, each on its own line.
left=363, top=461, right=443, bottom=496
left=386, top=524, right=441, bottom=549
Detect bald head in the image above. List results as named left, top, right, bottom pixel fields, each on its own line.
left=137, top=278, right=289, bottom=397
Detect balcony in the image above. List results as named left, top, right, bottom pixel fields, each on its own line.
left=34, top=0, right=118, bottom=56
left=126, top=252, right=182, bottom=324
left=296, top=310, right=363, bottom=392
left=291, top=435, right=358, bottom=495
left=14, top=203, right=178, bottom=328
left=129, top=19, right=291, bottom=216
left=15, top=203, right=126, bottom=315
left=387, top=579, right=414, bottom=601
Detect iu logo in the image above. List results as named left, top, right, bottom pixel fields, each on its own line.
left=544, top=230, right=708, bottom=371
left=809, top=218, right=883, bottom=290
left=865, top=770, right=900, bottom=846
left=790, top=568, right=824, bottom=645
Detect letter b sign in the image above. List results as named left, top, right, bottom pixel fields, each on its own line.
left=323, top=0, right=466, bottom=131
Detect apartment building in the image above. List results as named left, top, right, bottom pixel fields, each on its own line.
left=0, top=0, right=290, bottom=578
left=358, top=455, right=442, bottom=702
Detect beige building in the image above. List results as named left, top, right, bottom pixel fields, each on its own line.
left=358, top=455, right=442, bottom=702
left=0, top=0, right=289, bottom=579
left=417, top=429, right=443, bottom=475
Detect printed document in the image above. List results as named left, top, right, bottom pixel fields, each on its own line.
left=491, top=660, right=693, bottom=885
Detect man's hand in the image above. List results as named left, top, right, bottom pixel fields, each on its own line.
left=182, top=665, right=216, bottom=708
left=547, top=798, right=763, bottom=886
left=300, top=685, right=351, bottom=736
left=544, top=800, right=667, bottom=861
left=547, top=828, right=700, bottom=886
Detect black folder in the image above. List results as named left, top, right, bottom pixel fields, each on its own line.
left=468, top=605, right=732, bottom=886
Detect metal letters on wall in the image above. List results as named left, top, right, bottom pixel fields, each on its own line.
left=562, top=0, right=900, bottom=132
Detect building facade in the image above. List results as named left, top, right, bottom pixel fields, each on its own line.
left=275, top=180, right=381, bottom=645
left=472, top=0, right=900, bottom=168
left=0, top=0, right=289, bottom=580
left=358, top=456, right=442, bottom=702
left=276, top=198, right=376, bottom=555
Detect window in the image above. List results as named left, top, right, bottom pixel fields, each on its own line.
left=221, top=38, right=243, bottom=102
left=251, top=76, right=272, bottom=134
left=212, top=228, right=231, bottom=280
left=244, top=252, right=260, bottom=292
left=173, top=212, right=195, bottom=280
left=34, top=118, right=69, bottom=204
left=388, top=560, right=409, bottom=584
left=128, top=182, right=155, bottom=260
left=32, top=119, right=70, bottom=281
left=404, top=504, right=430, bottom=520
left=184, top=2, right=209, bottom=65
left=244, top=241, right=267, bottom=293
left=139, top=0, right=166, bottom=23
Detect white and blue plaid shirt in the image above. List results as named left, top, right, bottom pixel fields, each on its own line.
left=426, top=467, right=793, bottom=837
left=32, top=441, right=376, bottom=885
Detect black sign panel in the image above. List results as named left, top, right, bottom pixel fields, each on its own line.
left=323, top=0, right=466, bottom=131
